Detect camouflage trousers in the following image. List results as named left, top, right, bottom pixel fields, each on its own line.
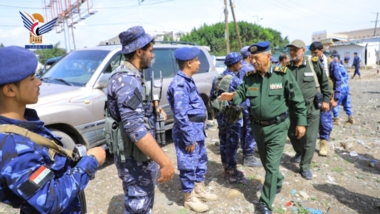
left=114, top=155, right=158, bottom=214
left=240, top=107, right=256, bottom=155
left=333, top=89, right=353, bottom=117
left=217, top=113, right=242, bottom=169
left=174, top=139, right=208, bottom=192
left=319, top=110, right=333, bottom=141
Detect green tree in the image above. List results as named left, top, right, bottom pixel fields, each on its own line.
left=36, top=42, right=66, bottom=64
left=180, top=21, right=289, bottom=56
left=0, top=43, right=4, bottom=48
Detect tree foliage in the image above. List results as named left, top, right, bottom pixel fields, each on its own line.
left=180, top=21, right=289, bottom=56
left=36, top=42, right=66, bottom=64
left=0, top=43, right=4, bottom=48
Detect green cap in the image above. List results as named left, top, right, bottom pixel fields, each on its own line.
left=287, top=39, right=306, bottom=49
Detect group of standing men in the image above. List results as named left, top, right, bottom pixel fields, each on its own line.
left=0, top=24, right=357, bottom=214
left=218, top=39, right=355, bottom=214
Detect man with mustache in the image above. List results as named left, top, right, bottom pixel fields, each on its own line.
left=286, top=39, right=332, bottom=180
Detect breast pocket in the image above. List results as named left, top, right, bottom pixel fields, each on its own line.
left=246, top=90, right=259, bottom=108
left=268, top=89, right=283, bottom=106
left=303, top=76, right=315, bottom=89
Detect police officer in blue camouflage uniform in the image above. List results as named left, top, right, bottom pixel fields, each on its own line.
left=351, top=52, right=361, bottom=79
left=239, top=46, right=262, bottom=167
left=0, top=46, right=106, bottom=214
left=210, top=52, right=246, bottom=183
left=167, top=47, right=217, bottom=213
left=107, top=26, right=174, bottom=214
left=333, top=55, right=355, bottom=125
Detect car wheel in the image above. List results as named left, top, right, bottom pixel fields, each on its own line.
left=50, top=129, right=76, bottom=150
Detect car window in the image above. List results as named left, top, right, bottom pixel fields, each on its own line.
left=43, top=50, right=109, bottom=86
left=197, top=50, right=210, bottom=73
left=105, top=53, right=124, bottom=73
left=145, top=49, right=175, bottom=80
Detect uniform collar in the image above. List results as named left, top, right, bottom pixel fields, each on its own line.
left=177, top=70, right=193, bottom=81
left=289, top=55, right=307, bottom=67
left=0, top=108, right=45, bottom=130
left=223, top=68, right=238, bottom=76
left=123, top=61, right=143, bottom=78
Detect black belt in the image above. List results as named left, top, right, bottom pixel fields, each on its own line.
left=252, top=112, right=288, bottom=126
left=189, top=115, right=206, bottom=122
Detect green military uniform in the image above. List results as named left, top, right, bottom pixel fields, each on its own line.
left=232, top=64, right=307, bottom=210
left=287, top=56, right=331, bottom=173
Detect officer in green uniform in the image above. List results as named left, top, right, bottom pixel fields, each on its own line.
left=286, top=39, right=332, bottom=180
left=219, top=41, right=307, bottom=214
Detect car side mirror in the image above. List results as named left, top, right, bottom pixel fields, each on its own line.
left=95, top=73, right=111, bottom=89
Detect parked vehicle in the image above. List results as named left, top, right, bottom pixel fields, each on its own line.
left=214, top=56, right=226, bottom=73
left=30, top=43, right=217, bottom=150
left=36, top=56, right=62, bottom=77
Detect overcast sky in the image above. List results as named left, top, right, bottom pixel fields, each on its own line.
left=1, top=0, right=379, bottom=51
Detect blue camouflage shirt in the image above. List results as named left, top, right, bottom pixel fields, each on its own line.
left=167, top=70, right=207, bottom=147
left=329, top=59, right=344, bottom=100
left=238, top=61, right=254, bottom=108
left=0, top=109, right=98, bottom=214
left=352, top=56, right=361, bottom=68
left=107, top=61, right=155, bottom=143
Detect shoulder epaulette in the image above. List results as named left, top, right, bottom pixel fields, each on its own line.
left=311, top=56, right=319, bottom=62
left=273, top=66, right=287, bottom=74
left=245, top=70, right=256, bottom=76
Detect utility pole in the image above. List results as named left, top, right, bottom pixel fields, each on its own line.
left=224, top=0, right=230, bottom=53
left=372, top=12, right=379, bottom=36
left=229, top=0, right=242, bottom=50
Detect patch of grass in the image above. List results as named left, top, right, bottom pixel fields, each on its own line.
left=344, top=158, right=353, bottom=163
left=356, top=175, right=364, bottom=179
left=311, top=196, right=318, bottom=201
left=234, top=183, right=243, bottom=189
left=177, top=208, right=189, bottom=214
left=207, top=160, right=217, bottom=165
left=333, top=154, right=339, bottom=158
left=273, top=207, right=285, bottom=214
left=331, top=167, right=343, bottom=173
left=248, top=175, right=256, bottom=181
left=311, top=161, right=321, bottom=168
left=376, top=179, right=380, bottom=183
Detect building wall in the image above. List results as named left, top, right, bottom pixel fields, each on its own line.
left=312, top=28, right=380, bottom=42
left=332, top=43, right=380, bottom=66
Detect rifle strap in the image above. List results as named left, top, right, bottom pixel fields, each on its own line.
left=0, top=125, right=74, bottom=160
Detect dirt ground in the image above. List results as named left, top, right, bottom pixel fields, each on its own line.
left=1, top=68, right=380, bottom=214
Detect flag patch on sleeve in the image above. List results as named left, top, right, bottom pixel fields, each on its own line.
left=18, top=166, right=54, bottom=199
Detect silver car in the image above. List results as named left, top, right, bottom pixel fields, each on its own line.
left=29, top=43, right=217, bottom=150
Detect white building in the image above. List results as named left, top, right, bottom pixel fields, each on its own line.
left=331, top=42, right=380, bottom=66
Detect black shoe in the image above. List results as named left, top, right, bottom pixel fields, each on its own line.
left=276, top=186, right=282, bottom=194
left=244, top=155, right=263, bottom=167
left=300, top=170, right=313, bottom=180
left=291, top=153, right=301, bottom=163
left=255, top=204, right=272, bottom=214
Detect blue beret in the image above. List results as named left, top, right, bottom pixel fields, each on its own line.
left=119, top=26, right=153, bottom=54
left=240, top=46, right=250, bottom=58
left=249, top=41, right=271, bottom=54
left=224, top=52, right=242, bottom=66
left=354, top=52, right=357, bottom=55
left=174, top=47, right=200, bottom=61
left=344, top=56, right=350, bottom=60
left=0, top=46, right=37, bottom=86
left=331, top=50, right=339, bottom=57
left=271, top=56, right=279, bottom=63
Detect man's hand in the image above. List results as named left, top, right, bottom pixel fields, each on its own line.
left=157, top=162, right=175, bottom=184
left=159, top=107, right=167, bottom=121
left=218, top=92, right=236, bottom=101
left=321, top=102, right=330, bottom=112
left=295, top=126, right=306, bottom=139
left=330, top=99, right=338, bottom=108
left=87, top=147, right=106, bottom=167
left=185, top=142, right=197, bottom=153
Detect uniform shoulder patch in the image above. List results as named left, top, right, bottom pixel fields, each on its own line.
left=273, top=66, right=287, bottom=74
left=245, top=70, right=256, bottom=76
left=18, top=165, right=54, bottom=199
left=311, top=56, right=319, bottom=62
